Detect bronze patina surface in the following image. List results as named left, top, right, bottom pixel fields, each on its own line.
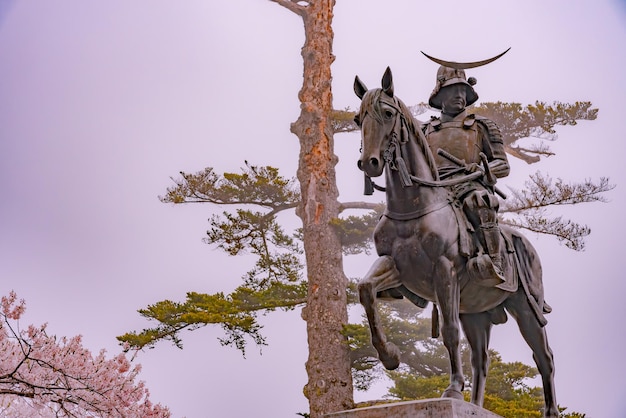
left=354, top=61, right=558, bottom=417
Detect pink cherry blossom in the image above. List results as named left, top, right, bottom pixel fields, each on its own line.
left=0, top=292, right=170, bottom=417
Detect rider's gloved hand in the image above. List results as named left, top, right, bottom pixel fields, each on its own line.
left=465, top=163, right=480, bottom=173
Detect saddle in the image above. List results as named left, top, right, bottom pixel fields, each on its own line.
left=377, top=202, right=550, bottom=329
left=448, top=200, right=518, bottom=293
left=452, top=200, right=551, bottom=326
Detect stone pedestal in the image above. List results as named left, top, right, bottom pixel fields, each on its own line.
left=324, top=398, right=503, bottom=418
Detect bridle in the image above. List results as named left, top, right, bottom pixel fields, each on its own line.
left=359, top=95, right=484, bottom=193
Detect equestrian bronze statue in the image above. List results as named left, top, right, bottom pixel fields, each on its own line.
left=353, top=56, right=558, bottom=417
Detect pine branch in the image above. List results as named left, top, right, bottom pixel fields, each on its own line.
left=473, top=101, right=598, bottom=164
left=331, top=208, right=384, bottom=255
left=331, top=108, right=359, bottom=133
left=339, top=201, right=383, bottom=212
left=332, top=104, right=428, bottom=134
left=501, top=215, right=590, bottom=251
left=501, top=172, right=612, bottom=211
left=159, top=162, right=300, bottom=210
left=500, top=172, right=614, bottom=251
left=118, top=282, right=308, bottom=355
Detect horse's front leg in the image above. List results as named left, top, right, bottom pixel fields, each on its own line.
left=434, top=255, right=465, bottom=400
left=358, top=255, right=402, bottom=370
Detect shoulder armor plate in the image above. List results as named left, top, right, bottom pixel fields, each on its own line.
left=474, top=115, right=504, bottom=144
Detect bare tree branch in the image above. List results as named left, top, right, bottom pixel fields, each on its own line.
left=339, top=201, right=383, bottom=212
left=269, top=0, right=307, bottom=16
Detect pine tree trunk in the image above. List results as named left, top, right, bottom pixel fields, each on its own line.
left=285, top=0, right=354, bottom=416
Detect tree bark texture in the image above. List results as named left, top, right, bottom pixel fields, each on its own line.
left=276, top=0, right=354, bottom=416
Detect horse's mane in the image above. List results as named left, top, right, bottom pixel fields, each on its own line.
left=395, top=96, right=440, bottom=181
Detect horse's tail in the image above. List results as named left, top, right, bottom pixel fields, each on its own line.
left=431, top=303, right=440, bottom=338
left=511, top=231, right=549, bottom=327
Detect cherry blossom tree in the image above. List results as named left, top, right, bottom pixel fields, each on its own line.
left=0, top=291, right=169, bottom=418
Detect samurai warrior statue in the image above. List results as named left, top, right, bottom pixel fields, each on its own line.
left=422, top=50, right=511, bottom=287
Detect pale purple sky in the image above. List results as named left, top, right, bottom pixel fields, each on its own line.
left=1, top=1, right=625, bottom=417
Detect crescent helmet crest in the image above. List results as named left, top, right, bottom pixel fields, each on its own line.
left=420, top=48, right=511, bottom=70
left=422, top=48, right=510, bottom=110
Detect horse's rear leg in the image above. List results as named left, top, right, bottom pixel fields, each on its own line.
left=358, top=255, right=402, bottom=370
left=460, top=311, right=493, bottom=407
left=505, top=291, right=559, bottom=417
left=434, top=256, right=464, bottom=400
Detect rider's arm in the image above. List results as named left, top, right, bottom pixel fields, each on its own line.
left=478, top=119, right=510, bottom=179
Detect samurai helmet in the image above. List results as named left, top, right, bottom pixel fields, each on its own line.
left=429, top=66, right=478, bottom=110
left=422, top=48, right=510, bottom=110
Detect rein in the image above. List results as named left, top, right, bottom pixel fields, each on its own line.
left=382, top=101, right=413, bottom=188
left=367, top=100, right=483, bottom=191
left=372, top=101, right=485, bottom=222
left=384, top=199, right=451, bottom=221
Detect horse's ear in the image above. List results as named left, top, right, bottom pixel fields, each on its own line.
left=382, top=67, right=394, bottom=97
left=354, top=75, right=368, bottom=99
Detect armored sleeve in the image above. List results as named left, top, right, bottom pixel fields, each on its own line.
left=476, top=117, right=510, bottom=178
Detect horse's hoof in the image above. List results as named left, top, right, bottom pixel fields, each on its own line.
left=442, top=387, right=464, bottom=400
left=380, top=342, right=400, bottom=370
left=381, top=356, right=400, bottom=370
left=544, top=407, right=560, bottom=418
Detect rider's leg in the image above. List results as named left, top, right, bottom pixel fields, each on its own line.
left=479, top=191, right=505, bottom=277
left=465, top=190, right=506, bottom=284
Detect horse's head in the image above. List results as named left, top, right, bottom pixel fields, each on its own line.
left=354, top=67, right=400, bottom=178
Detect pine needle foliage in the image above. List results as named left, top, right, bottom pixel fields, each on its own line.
left=119, top=100, right=605, bottom=417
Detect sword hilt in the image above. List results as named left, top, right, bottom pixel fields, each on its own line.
left=436, top=149, right=507, bottom=199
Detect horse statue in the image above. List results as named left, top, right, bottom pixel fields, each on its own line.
left=354, top=67, right=558, bottom=417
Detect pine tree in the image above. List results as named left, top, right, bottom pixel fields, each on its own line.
left=117, top=2, right=612, bottom=416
